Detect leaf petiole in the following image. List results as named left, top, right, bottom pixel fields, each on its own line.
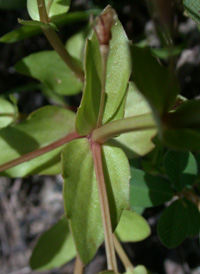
left=92, top=113, right=156, bottom=143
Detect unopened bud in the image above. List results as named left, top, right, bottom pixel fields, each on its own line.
left=95, top=7, right=117, bottom=46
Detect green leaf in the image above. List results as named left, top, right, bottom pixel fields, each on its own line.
left=30, top=216, right=76, bottom=271
left=113, top=82, right=157, bottom=158
left=0, top=0, right=25, bottom=9
left=130, top=168, right=174, bottom=208
left=115, top=210, right=151, bottom=242
left=164, top=150, right=198, bottom=191
left=133, top=265, right=148, bottom=274
left=157, top=199, right=189, bottom=248
left=62, top=138, right=130, bottom=264
left=185, top=199, right=200, bottom=236
left=15, top=51, right=82, bottom=96
left=65, top=28, right=90, bottom=61
left=0, top=98, right=16, bottom=129
left=75, top=6, right=131, bottom=135
left=0, top=10, right=100, bottom=44
left=18, top=18, right=58, bottom=31
left=131, top=45, right=179, bottom=115
left=0, top=106, right=75, bottom=177
left=183, top=0, right=200, bottom=24
left=27, top=0, right=71, bottom=21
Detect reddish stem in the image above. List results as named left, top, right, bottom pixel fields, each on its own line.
left=91, top=141, right=118, bottom=272
left=0, top=131, right=81, bottom=173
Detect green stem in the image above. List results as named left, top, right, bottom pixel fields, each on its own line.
left=0, top=132, right=81, bottom=173
left=36, top=0, right=84, bottom=82
left=113, top=234, right=134, bottom=273
left=37, top=0, right=49, bottom=23
left=91, top=142, right=118, bottom=272
left=97, top=45, right=109, bottom=128
left=92, top=113, right=156, bottom=143
left=47, top=0, right=53, bottom=15
left=74, top=256, right=84, bottom=274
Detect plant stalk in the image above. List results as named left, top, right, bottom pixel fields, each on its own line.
left=96, top=45, right=109, bottom=128
left=113, top=234, right=134, bottom=273
left=93, top=113, right=156, bottom=143
left=91, top=141, right=118, bottom=273
left=0, top=132, right=81, bottom=173
left=74, top=256, right=84, bottom=274
left=37, top=0, right=84, bottom=82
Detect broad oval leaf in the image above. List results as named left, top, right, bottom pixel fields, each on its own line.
left=157, top=199, right=189, bottom=248
left=164, top=150, right=198, bottom=191
left=113, top=82, right=157, bottom=158
left=115, top=210, right=151, bottom=242
left=0, top=106, right=75, bottom=177
left=27, top=0, right=70, bottom=21
left=183, top=0, right=200, bottom=24
left=75, top=6, right=131, bottom=135
left=0, top=98, right=16, bottom=129
left=30, top=216, right=76, bottom=271
left=62, top=138, right=130, bottom=264
left=15, top=51, right=83, bottom=96
left=130, top=168, right=174, bottom=208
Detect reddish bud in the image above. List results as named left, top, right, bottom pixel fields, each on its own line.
left=95, top=7, right=117, bottom=46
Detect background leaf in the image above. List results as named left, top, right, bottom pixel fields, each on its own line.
left=0, top=0, right=25, bottom=9
left=0, top=106, right=75, bottom=177
left=0, top=98, right=16, bottom=129
left=157, top=199, right=189, bottom=248
left=62, top=138, right=130, bottom=264
left=15, top=51, right=83, bottom=96
left=131, top=45, right=179, bottom=115
left=30, top=217, right=76, bottom=271
left=113, top=82, right=157, bottom=158
left=75, top=6, right=131, bottom=135
left=130, top=168, right=174, bottom=208
left=164, top=150, right=198, bottom=191
left=183, top=0, right=200, bottom=24
left=115, top=210, right=151, bottom=242
left=27, top=0, right=71, bottom=21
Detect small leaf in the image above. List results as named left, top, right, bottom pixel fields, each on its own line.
left=0, top=10, right=100, bottom=44
left=27, top=0, right=71, bottom=21
left=62, top=138, right=130, bottom=264
left=115, top=210, right=151, bottom=242
left=30, top=217, right=76, bottom=270
left=75, top=6, right=131, bottom=135
left=113, top=82, right=157, bottom=158
left=0, top=106, right=75, bottom=177
left=18, top=18, right=58, bottom=31
left=0, top=98, right=16, bottom=129
left=183, top=0, right=200, bottom=24
left=131, top=45, right=179, bottom=115
left=157, top=199, right=189, bottom=248
left=15, top=51, right=82, bottom=96
left=164, top=150, right=198, bottom=191
left=130, top=168, right=174, bottom=208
